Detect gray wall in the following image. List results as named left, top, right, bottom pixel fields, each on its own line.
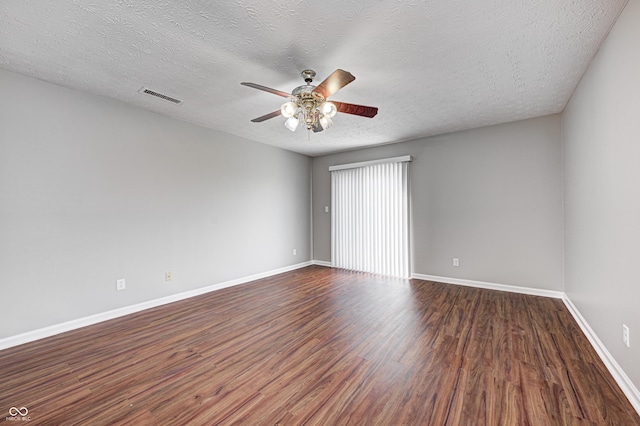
left=313, top=115, right=564, bottom=290
left=563, top=0, right=640, bottom=389
left=0, top=69, right=311, bottom=338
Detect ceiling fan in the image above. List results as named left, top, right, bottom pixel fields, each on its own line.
left=241, top=69, right=378, bottom=134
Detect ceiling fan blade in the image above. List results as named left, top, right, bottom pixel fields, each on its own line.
left=313, top=69, right=355, bottom=99
left=241, top=82, right=291, bottom=98
left=251, top=110, right=282, bottom=122
left=332, top=101, right=378, bottom=118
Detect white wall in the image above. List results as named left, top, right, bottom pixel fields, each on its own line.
left=0, top=69, right=311, bottom=338
left=313, top=115, right=564, bottom=291
left=563, top=0, right=640, bottom=390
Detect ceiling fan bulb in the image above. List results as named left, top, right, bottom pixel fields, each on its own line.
left=284, top=116, right=299, bottom=132
left=320, top=101, right=337, bottom=118
left=281, top=101, right=298, bottom=118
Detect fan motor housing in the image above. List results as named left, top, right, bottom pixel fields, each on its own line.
left=292, top=84, right=316, bottom=96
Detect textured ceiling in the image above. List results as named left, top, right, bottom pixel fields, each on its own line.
left=0, top=1, right=627, bottom=156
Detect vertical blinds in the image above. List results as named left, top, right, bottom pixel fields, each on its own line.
left=330, top=158, right=410, bottom=278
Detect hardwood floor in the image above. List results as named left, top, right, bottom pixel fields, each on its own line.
left=1, top=266, right=638, bottom=425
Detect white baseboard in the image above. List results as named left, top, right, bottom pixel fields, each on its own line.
left=312, top=260, right=333, bottom=267
left=562, top=296, right=640, bottom=414
left=0, top=261, right=313, bottom=351
left=411, top=273, right=564, bottom=299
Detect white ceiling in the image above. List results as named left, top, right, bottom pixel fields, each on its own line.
left=0, top=1, right=627, bottom=157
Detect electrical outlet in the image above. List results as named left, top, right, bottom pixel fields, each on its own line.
left=116, top=278, right=126, bottom=291
left=623, top=324, right=630, bottom=347
left=453, top=258, right=460, bottom=267
left=325, top=206, right=329, bottom=213
left=165, top=272, right=172, bottom=281
left=293, top=249, right=297, bottom=256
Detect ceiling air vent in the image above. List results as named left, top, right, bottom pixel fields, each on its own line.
left=138, top=87, right=182, bottom=105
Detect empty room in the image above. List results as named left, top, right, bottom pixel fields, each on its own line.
left=1, top=1, right=639, bottom=424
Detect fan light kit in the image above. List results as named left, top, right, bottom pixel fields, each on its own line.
left=241, top=69, right=378, bottom=136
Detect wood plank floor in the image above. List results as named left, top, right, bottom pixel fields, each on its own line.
left=1, top=266, right=638, bottom=425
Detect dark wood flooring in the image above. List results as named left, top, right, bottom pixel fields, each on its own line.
left=1, top=266, right=638, bottom=425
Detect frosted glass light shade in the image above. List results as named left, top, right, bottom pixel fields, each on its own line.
left=320, top=115, right=333, bottom=130
left=281, top=102, right=298, bottom=118
left=320, top=101, right=337, bottom=118
left=284, top=116, right=299, bottom=131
